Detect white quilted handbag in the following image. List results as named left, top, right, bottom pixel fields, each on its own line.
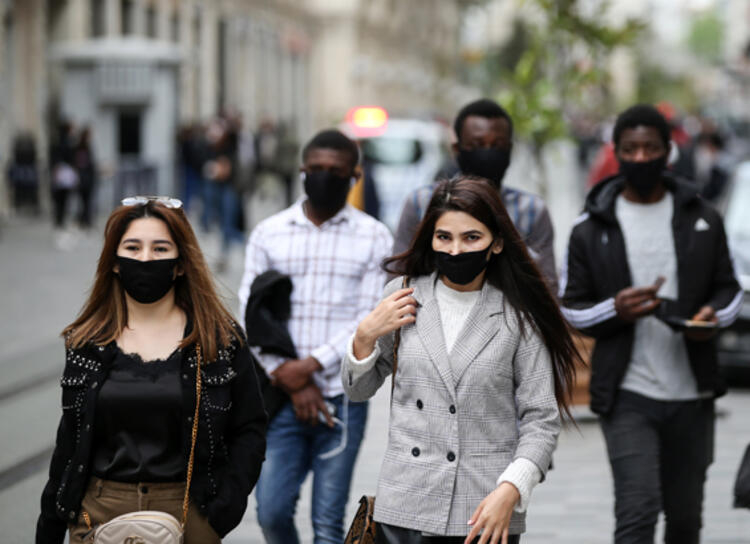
left=82, top=345, right=204, bottom=544
left=93, top=510, right=183, bottom=543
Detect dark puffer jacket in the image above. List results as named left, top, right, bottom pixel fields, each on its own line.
left=559, top=172, right=742, bottom=415
left=36, top=333, right=267, bottom=543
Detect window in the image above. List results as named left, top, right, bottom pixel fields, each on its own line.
left=360, top=138, right=423, bottom=165
left=118, top=110, right=141, bottom=156
left=91, top=0, right=105, bottom=37
left=170, top=13, right=179, bottom=42
left=193, top=7, right=201, bottom=45
left=146, top=6, right=156, bottom=38
left=121, top=0, right=134, bottom=35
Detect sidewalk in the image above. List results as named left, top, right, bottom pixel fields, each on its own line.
left=2, top=215, right=749, bottom=543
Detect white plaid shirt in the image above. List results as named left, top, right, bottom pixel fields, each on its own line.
left=238, top=200, right=393, bottom=397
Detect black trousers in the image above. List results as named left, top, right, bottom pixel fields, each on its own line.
left=600, top=390, right=714, bottom=544
left=77, top=185, right=94, bottom=228
left=376, top=522, right=520, bottom=544
left=51, top=188, right=72, bottom=227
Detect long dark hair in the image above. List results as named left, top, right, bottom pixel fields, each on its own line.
left=63, top=201, right=242, bottom=362
left=385, top=176, right=581, bottom=420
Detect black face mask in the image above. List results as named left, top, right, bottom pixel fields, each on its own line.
left=619, top=155, right=667, bottom=199
left=456, top=147, right=511, bottom=188
left=303, top=171, right=352, bottom=214
left=434, top=244, right=494, bottom=285
left=117, top=256, right=179, bottom=304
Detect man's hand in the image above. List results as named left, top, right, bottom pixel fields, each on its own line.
left=465, top=482, right=520, bottom=544
left=614, top=281, right=663, bottom=322
left=271, top=357, right=322, bottom=393
left=685, top=305, right=718, bottom=341
left=290, top=383, right=333, bottom=427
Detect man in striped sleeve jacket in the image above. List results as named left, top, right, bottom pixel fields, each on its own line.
left=559, top=104, right=743, bottom=544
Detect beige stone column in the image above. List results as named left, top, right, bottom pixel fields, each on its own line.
left=309, top=17, right=357, bottom=128
left=131, top=0, right=146, bottom=36
left=0, top=1, right=9, bottom=215
left=199, top=1, right=218, bottom=119
left=179, top=0, right=196, bottom=121
left=65, top=0, right=89, bottom=41
left=12, top=0, right=46, bottom=135
left=156, top=0, right=170, bottom=41
left=105, top=0, right=121, bottom=36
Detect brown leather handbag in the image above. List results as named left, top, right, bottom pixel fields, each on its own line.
left=344, top=278, right=408, bottom=544
left=344, top=495, right=378, bottom=544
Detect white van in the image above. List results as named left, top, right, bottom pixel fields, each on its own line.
left=342, top=109, right=452, bottom=231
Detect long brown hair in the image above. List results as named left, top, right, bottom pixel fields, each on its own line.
left=385, top=176, right=581, bottom=420
left=63, top=201, right=241, bottom=361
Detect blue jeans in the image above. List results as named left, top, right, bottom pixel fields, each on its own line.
left=181, top=165, right=203, bottom=213
left=202, top=181, right=243, bottom=250
left=255, top=394, right=368, bottom=544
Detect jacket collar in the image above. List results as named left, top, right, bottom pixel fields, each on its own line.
left=584, top=171, right=701, bottom=224
left=410, top=272, right=506, bottom=394
left=289, top=198, right=352, bottom=227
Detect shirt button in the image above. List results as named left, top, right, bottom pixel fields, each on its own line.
left=77, top=464, right=84, bottom=472
left=68, top=511, right=76, bottom=520
left=411, top=447, right=420, bottom=457
left=447, top=451, right=456, bottom=462
left=449, top=405, right=456, bottom=414
left=187, top=416, right=193, bottom=423
left=416, top=399, right=423, bottom=410
left=91, top=381, right=98, bottom=389
left=84, top=424, right=91, bottom=432
left=182, top=374, right=189, bottom=381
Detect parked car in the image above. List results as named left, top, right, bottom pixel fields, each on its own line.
left=717, top=162, right=750, bottom=381
left=342, top=107, right=452, bottom=231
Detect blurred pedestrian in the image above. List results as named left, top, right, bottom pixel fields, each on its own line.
left=177, top=122, right=206, bottom=213
left=49, top=121, right=78, bottom=233
left=676, top=125, right=733, bottom=204
left=392, top=99, right=558, bottom=293
left=559, top=104, right=743, bottom=544
left=344, top=176, right=579, bottom=543
left=202, top=117, right=243, bottom=271
left=238, top=129, right=393, bottom=544
left=36, top=196, right=267, bottom=544
left=6, top=131, right=40, bottom=214
left=73, top=126, right=97, bottom=229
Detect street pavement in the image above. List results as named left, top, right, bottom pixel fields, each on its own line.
left=1, top=215, right=750, bottom=543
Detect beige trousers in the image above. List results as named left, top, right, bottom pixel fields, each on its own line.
left=68, top=478, right=221, bottom=544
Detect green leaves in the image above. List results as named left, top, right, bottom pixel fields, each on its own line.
left=479, top=0, right=644, bottom=148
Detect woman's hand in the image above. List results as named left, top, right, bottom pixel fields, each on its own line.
left=465, top=482, right=520, bottom=544
left=353, top=288, right=417, bottom=359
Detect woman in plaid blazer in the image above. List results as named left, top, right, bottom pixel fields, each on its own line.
left=343, top=176, right=580, bottom=544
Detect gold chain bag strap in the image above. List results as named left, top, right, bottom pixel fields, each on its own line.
left=82, top=344, right=204, bottom=544
left=344, top=277, right=408, bottom=544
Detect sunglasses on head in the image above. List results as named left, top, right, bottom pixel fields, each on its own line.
left=121, top=196, right=183, bottom=209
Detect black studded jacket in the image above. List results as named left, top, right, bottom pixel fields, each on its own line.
left=35, top=334, right=267, bottom=543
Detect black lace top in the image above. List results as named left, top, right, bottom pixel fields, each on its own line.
left=91, top=347, right=185, bottom=482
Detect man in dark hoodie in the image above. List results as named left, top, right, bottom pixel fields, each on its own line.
left=560, top=104, right=743, bottom=544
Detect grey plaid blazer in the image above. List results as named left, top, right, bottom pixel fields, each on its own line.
left=342, top=273, right=561, bottom=536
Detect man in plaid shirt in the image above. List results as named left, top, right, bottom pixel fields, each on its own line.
left=239, top=129, right=393, bottom=544
left=392, top=98, right=558, bottom=294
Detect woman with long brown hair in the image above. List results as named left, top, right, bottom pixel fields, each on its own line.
left=343, top=176, right=580, bottom=544
left=36, top=196, right=266, bottom=543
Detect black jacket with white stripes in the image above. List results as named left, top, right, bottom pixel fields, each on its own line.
left=560, top=172, right=742, bottom=415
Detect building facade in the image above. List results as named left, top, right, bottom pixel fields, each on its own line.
left=0, top=0, right=476, bottom=214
